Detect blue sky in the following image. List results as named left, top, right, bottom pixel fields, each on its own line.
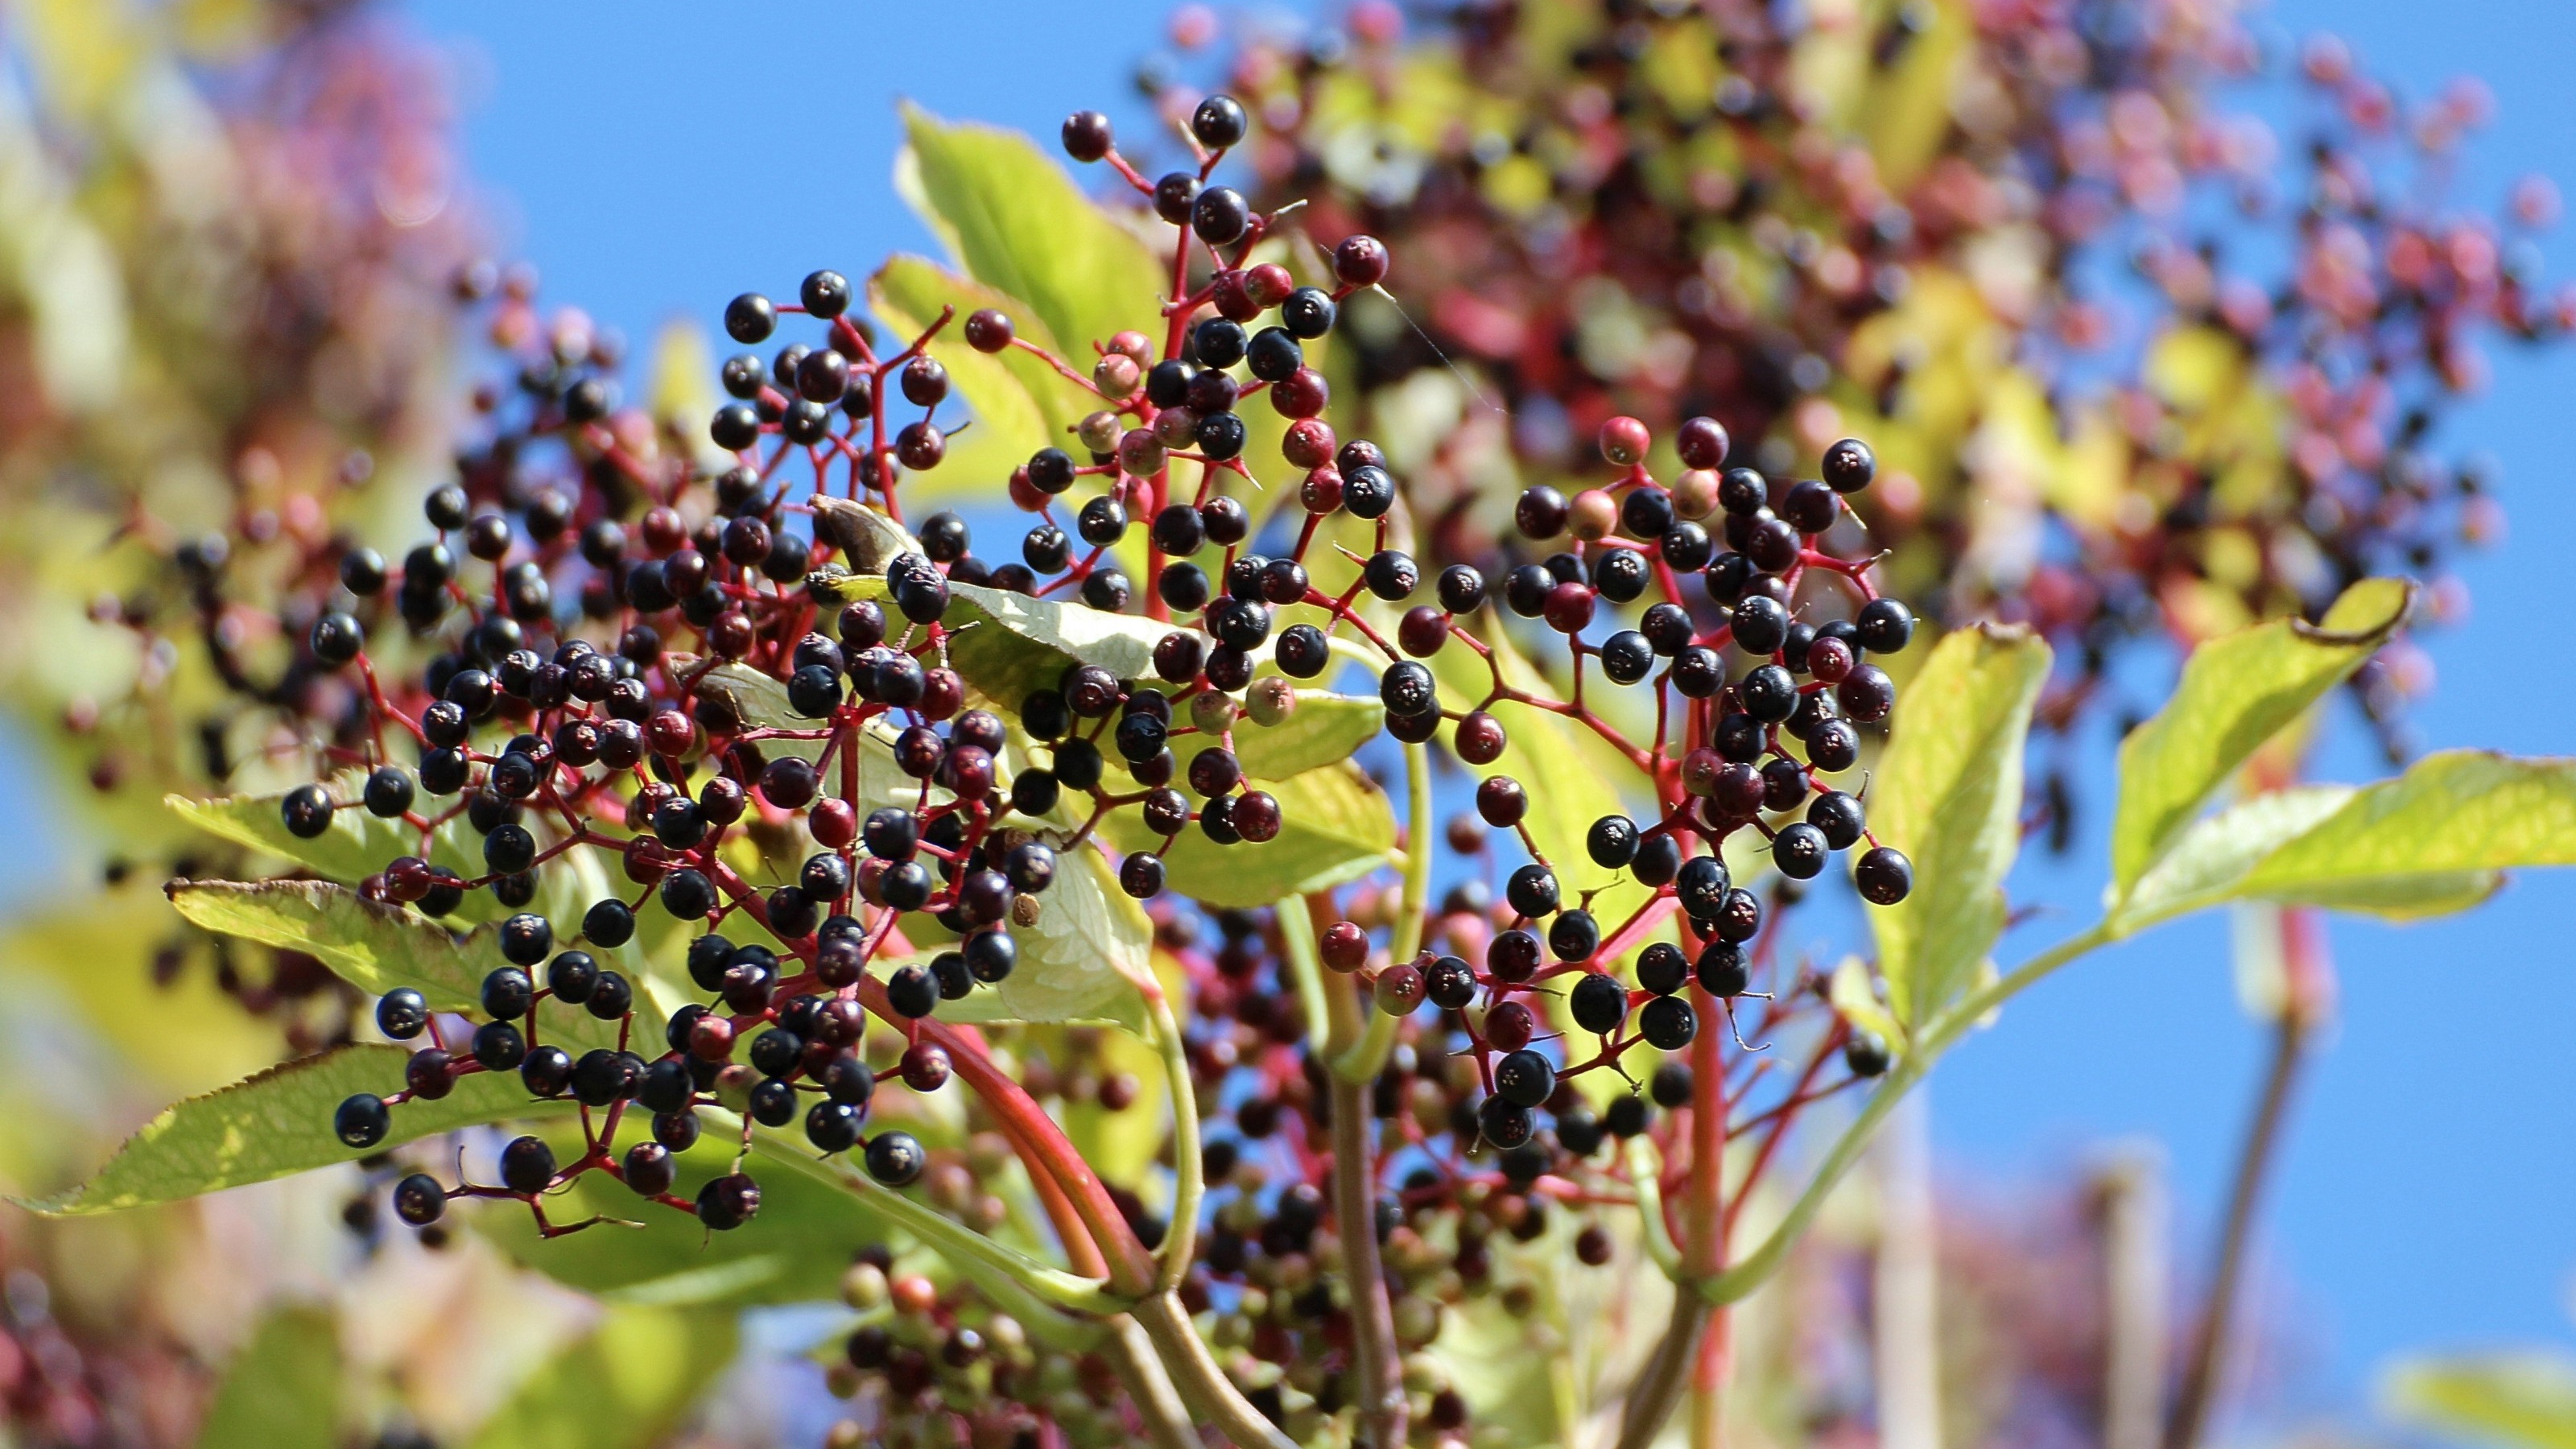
left=398, top=0, right=2576, bottom=1427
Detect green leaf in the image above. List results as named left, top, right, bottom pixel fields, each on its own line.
left=897, top=102, right=1166, bottom=361
left=2384, top=1352, right=2576, bottom=1449
left=2230, top=752, right=2576, bottom=907
left=2110, top=578, right=2412, bottom=898
left=1865, top=623, right=2051, bottom=1031
left=1422, top=617, right=1636, bottom=878
left=167, top=786, right=508, bottom=923
left=479, top=1130, right=892, bottom=1308
left=869, top=255, right=1080, bottom=499
left=807, top=539, right=1182, bottom=713
left=195, top=1305, right=340, bottom=1449
left=33, top=1044, right=571, bottom=1214
left=1105, top=760, right=1397, bottom=909
left=167, top=880, right=625, bottom=1056
left=1232, top=691, right=1385, bottom=780
left=464, top=1305, right=737, bottom=1449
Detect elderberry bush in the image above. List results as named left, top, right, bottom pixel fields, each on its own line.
left=1149, top=0, right=2572, bottom=796
left=54, top=63, right=2576, bottom=1449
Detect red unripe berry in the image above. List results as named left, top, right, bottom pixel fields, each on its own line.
left=964, top=308, right=1013, bottom=353
left=891, top=1274, right=939, bottom=1315
left=1484, top=1000, right=1537, bottom=1051
left=1455, top=711, right=1508, bottom=765
left=1107, top=331, right=1152, bottom=365
left=1244, top=263, right=1294, bottom=308
left=1542, top=581, right=1596, bottom=634
left=1300, top=466, right=1344, bottom=514
left=918, top=668, right=964, bottom=720
left=1599, top=415, right=1651, bottom=468
left=810, top=798, right=858, bottom=849
left=1282, top=418, right=1337, bottom=469
left=1334, top=234, right=1389, bottom=287
left=1212, top=269, right=1260, bottom=322
left=1008, top=466, right=1046, bottom=512
left=622, top=836, right=671, bottom=884
left=641, top=506, right=687, bottom=555
left=1680, top=747, right=1724, bottom=796
left=1320, top=921, right=1370, bottom=972
left=1397, top=605, right=1450, bottom=658
left=648, top=710, right=696, bottom=758
left=690, top=1013, right=737, bottom=1061
left=1807, top=635, right=1855, bottom=683
left=1677, top=415, right=1731, bottom=470
left=1269, top=367, right=1329, bottom=419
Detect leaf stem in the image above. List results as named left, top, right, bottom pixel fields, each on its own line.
left=1625, top=1137, right=1682, bottom=1278
left=1697, top=921, right=2113, bottom=1307
left=1132, top=1290, right=1299, bottom=1449
left=1143, top=985, right=1204, bottom=1294
left=1101, top=1313, right=1206, bottom=1449
left=1329, top=741, right=1428, bottom=1084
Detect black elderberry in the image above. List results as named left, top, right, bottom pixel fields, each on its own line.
left=1640, top=996, right=1698, bottom=1051
left=1739, top=664, right=1800, bottom=722
left=1600, top=630, right=1654, bottom=685
left=1379, top=661, right=1437, bottom=718
left=1192, top=186, right=1250, bottom=245
left=1344, top=464, right=1395, bottom=519
left=333, top=1093, right=389, bottom=1149
left=1672, top=646, right=1724, bottom=697
left=697, top=1172, right=762, bottom=1228
left=1476, top=1096, right=1534, bottom=1150
left=1855, top=847, right=1914, bottom=905
left=1631, top=832, right=1682, bottom=887
left=1587, top=814, right=1640, bottom=869
left=1856, top=597, right=1915, bottom=654
left=1548, top=910, right=1600, bottom=962
left=1505, top=863, right=1559, bottom=919
left=1191, top=93, right=1249, bottom=149
left=280, top=784, right=334, bottom=839
left=1364, top=550, right=1419, bottom=601
left=1823, top=437, right=1876, bottom=493
left=1419, top=954, right=1474, bottom=1010
left=375, top=988, right=428, bottom=1040
left=1732, top=596, right=1790, bottom=655
left=497, top=1135, right=555, bottom=1195
left=393, top=1174, right=445, bottom=1226
left=1591, top=548, right=1649, bottom=604
left=1697, top=941, right=1751, bottom=997
left=1661, top=522, right=1715, bottom=572
left=865, top=1132, right=927, bottom=1187
left=1282, top=287, right=1336, bottom=337
left=519, top=1046, right=572, bottom=1097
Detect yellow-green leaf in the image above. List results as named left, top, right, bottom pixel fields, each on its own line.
left=1106, top=760, right=1396, bottom=909
left=897, top=103, right=1165, bottom=361
left=464, top=1305, right=737, bottom=1449
left=2230, top=753, right=2576, bottom=907
left=167, top=786, right=509, bottom=923
left=869, top=255, right=1075, bottom=498
left=33, top=1044, right=571, bottom=1214
left=2384, top=1352, right=2576, bottom=1449
left=167, top=880, right=624, bottom=1056
left=1232, top=691, right=1385, bottom=780
left=2110, top=578, right=2412, bottom=897
left=195, top=1305, right=340, bottom=1449
left=479, top=1129, right=891, bottom=1308
left=1866, top=623, right=2051, bottom=1030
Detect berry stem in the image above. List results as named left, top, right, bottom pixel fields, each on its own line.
left=1312, top=894, right=1407, bottom=1449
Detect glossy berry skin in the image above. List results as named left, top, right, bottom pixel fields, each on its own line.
left=1856, top=846, right=1915, bottom=905
left=1639, top=996, right=1698, bottom=1051
left=498, top=1136, right=556, bottom=1195
left=376, top=988, right=428, bottom=1040
left=1061, top=109, right=1112, bottom=162
left=334, top=1094, right=389, bottom=1149
left=1823, top=437, right=1876, bottom=493
left=1856, top=597, right=1916, bottom=654
left=1493, top=1050, right=1556, bottom=1108
left=865, top=1131, right=927, bottom=1187
left=698, top=1173, right=762, bottom=1229
left=1191, top=94, right=1249, bottom=149
left=1637, top=942, right=1690, bottom=997
left=1570, top=972, right=1629, bottom=1034
left=392, top=1174, right=445, bottom=1226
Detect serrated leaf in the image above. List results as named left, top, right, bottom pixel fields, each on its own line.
left=33, top=1044, right=571, bottom=1214
left=896, top=102, right=1166, bottom=361
left=871, top=254, right=1092, bottom=498
left=2111, top=578, right=2412, bottom=898
left=464, top=1305, right=737, bottom=1449
left=1232, top=691, right=1385, bottom=779
left=2384, top=1353, right=2576, bottom=1449
left=167, top=880, right=625, bottom=1055
left=167, top=786, right=509, bottom=923
left=2229, top=752, right=2576, bottom=907
left=806, top=534, right=1183, bottom=712
left=1423, top=617, right=1635, bottom=878
left=1866, top=624, right=2051, bottom=1031
left=2116, top=786, right=2360, bottom=932
left=479, top=1130, right=891, bottom=1308
left=1105, top=760, right=1396, bottom=909
left=195, top=1305, right=339, bottom=1449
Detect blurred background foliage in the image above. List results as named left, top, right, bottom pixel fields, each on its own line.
left=0, top=1, right=2567, bottom=1447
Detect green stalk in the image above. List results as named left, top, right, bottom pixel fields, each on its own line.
left=1330, top=740, right=1430, bottom=1084
left=1133, top=1290, right=1300, bottom=1449
left=1695, top=923, right=2113, bottom=1307
left=1624, top=1137, right=1683, bottom=1279
left=741, top=1125, right=1120, bottom=1337
left=1145, top=985, right=1205, bottom=1294
left=1102, top=1312, right=1207, bottom=1449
